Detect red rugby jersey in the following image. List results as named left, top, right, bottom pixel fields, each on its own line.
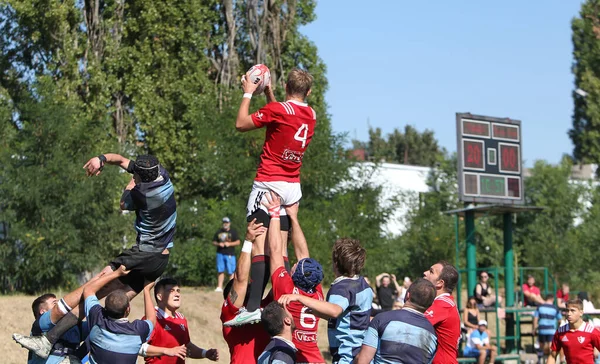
left=221, top=296, right=270, bottom=364
left=425, top=293, right=460, bottom=364
left=551, top=322, right=600, bottom=364
left=271, top=265, right=325, bottom=364
left=144, top=308, right=190, bottom=364
left=250, top=101, right=317, bottom=183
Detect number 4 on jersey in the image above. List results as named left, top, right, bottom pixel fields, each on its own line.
left=294, top=124, right=309, bottom=148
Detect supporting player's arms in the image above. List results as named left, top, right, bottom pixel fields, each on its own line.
left=278, top=294, right=343, bottom=319
left=354, top=344, right=377, bottom=364
left=285, top=203, right=309, bottom=260
left=264, top=192, right=285, bottom=275
left=230, top=219, right=266, bottom=308
left=82, top=265, right=130, bottom=299
left=143, top=280, right=157, bottom=326
left=235, top=73, right=260, bottom=132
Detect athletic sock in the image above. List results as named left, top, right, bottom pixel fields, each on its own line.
left=246, top=255, right=270, bottom=312
left=45, top=312, right=78, bottom=345
left=284, top=256, right=290, bottom=273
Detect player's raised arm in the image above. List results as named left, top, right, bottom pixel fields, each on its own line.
left=229, top=219, right=266, bottom=308
left=285, top=202, right=309, bottom=260
left=264, top=191, right=285, bottom=275
left=235, top=73, right=260, bottom=132
left=83, top=153, right=131, bottom=176
left=278, top=294, right=343, bottom=320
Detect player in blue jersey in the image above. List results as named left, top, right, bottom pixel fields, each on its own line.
left=258, top=302, right=297, bottom=364
left=355, top=278, right=438, bottom=364
left=14, top=153, right=176, bottom=359
left=28, top=293, right=89, bottom=364
left=278, top=238, right=373, bottom=364
left=533, top=294, right=562, bottom=359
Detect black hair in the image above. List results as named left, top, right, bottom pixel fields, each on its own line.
left=405, top=278, right=436, bottom=312
left=261, top=301, right=286, bottom=337
left=544, top=293, right=555, bottom=301
left=154, top=278, right=179, bottom=303
left=134, top=155, right=160, bottom=182
left=105, top=290, right=130, bottom=319
left=436, top=260, right=459, bottom=293
left=32, top=293, right=56, bottom=319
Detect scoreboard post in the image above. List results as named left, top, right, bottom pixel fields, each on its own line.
left=456, top=113, right=524, bottom=205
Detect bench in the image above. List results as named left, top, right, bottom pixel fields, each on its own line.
left=458, top=354, right=521, bottom=363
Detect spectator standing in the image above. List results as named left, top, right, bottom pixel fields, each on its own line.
left=474, top=271, right=502, bottom=307
left=373, top=273, right=400, bottom=314
left=397, top=277, right=412, bottom=306
left=556, top=283, right=570, bottom=308
left=523, top=275, right=545, bottom=306
left=213, top=217, right=240, bottom=292
left=462, top=320, right=497, bottom=364
left=533, top=294, right=562, bottom=359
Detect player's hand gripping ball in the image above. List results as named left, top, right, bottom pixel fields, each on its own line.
left=245, top=64, right=271, bottom=95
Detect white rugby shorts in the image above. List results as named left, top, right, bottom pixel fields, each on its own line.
left=246, top=181, right=302, bottom=216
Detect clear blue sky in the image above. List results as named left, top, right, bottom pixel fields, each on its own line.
left=302, top=1, right=583, bottom=166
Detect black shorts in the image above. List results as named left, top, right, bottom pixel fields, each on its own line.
left=539, top=334, right=554, bottom=344
left=109, top=246, right=169, bottom=293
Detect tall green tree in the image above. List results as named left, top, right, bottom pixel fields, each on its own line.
left=570, top=0, right=600, bottom=164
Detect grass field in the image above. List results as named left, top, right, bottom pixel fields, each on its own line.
left=2, top=287, right=331, bottom=364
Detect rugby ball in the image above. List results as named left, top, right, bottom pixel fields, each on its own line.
left=246, top=64, right=271, bottom=95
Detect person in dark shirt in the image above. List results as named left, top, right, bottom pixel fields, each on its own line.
left=372, top=273, right=400, bottom=316
left=213, top=217, right=240, bottom=292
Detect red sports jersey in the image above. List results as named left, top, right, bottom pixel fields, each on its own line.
left=271, top=266, right=325, bottom=364
left=425, top=293, right=460, bottom=364
left=221, top=296, right=270, bottom=364
left=551, top=322, right=600, bottom=364
left=250, top=100, right=317, bottom=183
left=144, top=308, right=190, bottom=364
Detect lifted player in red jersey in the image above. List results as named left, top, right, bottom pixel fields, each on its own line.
left=263, top=193, right=325, bottom=364
left=548, top=299, right=600, bottom=364
left=226, top=68, right=317, bottom=326
left=423, top=261, right=461, bottom=364
left=221, top=219, right=271, bottom=364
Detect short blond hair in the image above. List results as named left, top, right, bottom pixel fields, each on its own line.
left=286, top=68, right=313, bottom=98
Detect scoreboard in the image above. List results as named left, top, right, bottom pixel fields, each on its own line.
left=456, top=113, right=524, bottom=204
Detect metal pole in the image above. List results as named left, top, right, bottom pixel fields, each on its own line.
left=455, top=214, right=462, bottom=310
left=465, top=209, right=476, bottom=296
left=504, top=212, right=515, bottom=352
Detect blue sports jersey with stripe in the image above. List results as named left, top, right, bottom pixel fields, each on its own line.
left=122, top=166, right=176, bottom=253
left=257, top=337, right=297, bottom=364
left=363, top=308, right=437, bottom=364
left=85, top=295, right=153, bottom=364
left=28, top=311, right=89, bottom=364
left=534, top=303, right=562, bottom=336
left=327, top=275, right=373, bottom=364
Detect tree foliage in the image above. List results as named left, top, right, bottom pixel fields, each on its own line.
left=353, top=125, right=445, bottom=166
left=0, top=0, right=377, bottom=292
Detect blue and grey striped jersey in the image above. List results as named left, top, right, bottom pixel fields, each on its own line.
left=257, top=337, right=297, bottom=364
left=363, top=308, right=437, bottom=364
left=122, top=166, right=177, bottom=253
left=327, top=275, right=373, bottom=364
left=85, top=295, right=153, bottom=364
left=534, top=303, right=562, bottom=336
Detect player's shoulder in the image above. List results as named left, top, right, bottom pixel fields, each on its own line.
left=433, top=294, right=456, bottom=308
left=558, top=323, right=570, bottom=333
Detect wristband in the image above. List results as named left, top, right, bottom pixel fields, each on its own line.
left=268, top=207, right=280, bottom=219
left=97, top=154, right=107, bottom=170
left=242, top=240, right=253, bottom=253
left=201, top=349, right=207, bottom=358
left=243, top=93, right=253, bottom=99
